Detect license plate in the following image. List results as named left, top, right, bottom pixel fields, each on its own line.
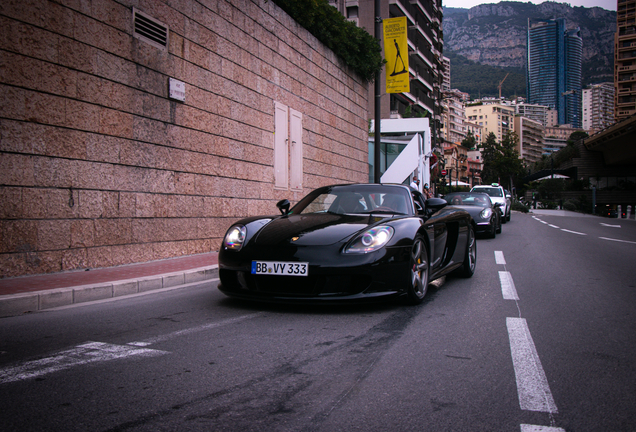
left=251, top=261, right=308, bottom=276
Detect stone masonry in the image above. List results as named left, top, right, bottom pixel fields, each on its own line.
left=0, top=0, right=370, bottom=277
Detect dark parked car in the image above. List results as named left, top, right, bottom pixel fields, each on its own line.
left=444, top=192, right=502, bottom=238
left=218, top=184, right=476, bottom=305
left=600, top=205, right=618, bottom=218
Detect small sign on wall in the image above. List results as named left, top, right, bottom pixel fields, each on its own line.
left=169, top=78, right=185, bottom=102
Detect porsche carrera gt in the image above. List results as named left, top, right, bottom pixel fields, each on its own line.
left=218, top=183, right=476, bottom=305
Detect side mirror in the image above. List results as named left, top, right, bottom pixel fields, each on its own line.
left=426, top=197, right=448, bottom=214
left=276, top=199, right=291, bottom=215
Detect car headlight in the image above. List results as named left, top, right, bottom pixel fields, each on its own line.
left=223, top=225, right=247, bottom=250
left=344, top=226, right=394, bottom=254
left=480, top=208, right=493, bottom=219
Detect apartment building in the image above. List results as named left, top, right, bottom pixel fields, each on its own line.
left=465, top=121, right=484, bottom=147
left=465, top=103, right=515, bottom=142
left=442, top=89, right=467, bottom=144
left=544, top=124, right=584, bottom=153
left=615, top=0, right=636, bottom=121
left=329, top=0, right=445, bottom=132
left=514, top=116, right=544, bottom=164
left=514, top=103, right=558, bottom=128
left=582, top=82, right=615, bottom=134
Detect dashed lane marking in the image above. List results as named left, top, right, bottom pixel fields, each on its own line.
left=499, top=271, right=519, bottom=301
left=599, top=237, right=636, bottom=245
left=560, top=229, right=586, bottom=235
left=520, top=425, right=566, bottom=432
left=507, top=317, right=558, bottom=414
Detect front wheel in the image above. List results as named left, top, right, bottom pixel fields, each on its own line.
left=458, top=224, right=476, bottom=278
left=406, top=235, right=429, bottom=305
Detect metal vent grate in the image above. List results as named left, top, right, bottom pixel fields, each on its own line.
left=133, top=8, right=168, bottom=50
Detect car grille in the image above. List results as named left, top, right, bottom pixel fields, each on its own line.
left=219, top=269, right=372, bottom=297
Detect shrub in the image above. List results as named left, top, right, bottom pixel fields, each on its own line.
left=563, top=200, right=578, bottom=212
left=512, top=201, right=529, bottom=213
left=271, top=0, right=384, bottom=81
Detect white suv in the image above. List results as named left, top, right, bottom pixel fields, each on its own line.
left=471, top=184, right=511, bottom=223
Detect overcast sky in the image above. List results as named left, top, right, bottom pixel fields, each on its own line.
left=442, top=0, right=617, bottom=11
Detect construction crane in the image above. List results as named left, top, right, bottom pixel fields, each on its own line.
left=498, top=73, right=509, bottom=100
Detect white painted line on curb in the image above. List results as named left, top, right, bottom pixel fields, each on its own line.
left=495, top=251, right=506, bottom=265
left=0, top=342, right=168, bottom=384
left=507, top=317, right=558, bottom=413
left=520, top=424, right=565, bottom=432
left=499, top=271, right=519, bottom=300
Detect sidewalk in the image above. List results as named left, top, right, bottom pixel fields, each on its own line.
left=0, top=252, right=219, bottom=318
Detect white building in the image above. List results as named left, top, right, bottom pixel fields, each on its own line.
left=582, top=82, right=615, bottom=134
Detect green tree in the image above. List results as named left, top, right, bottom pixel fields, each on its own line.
left=495, top=132, right=525, bottom=191
left=461, top=131, right=476, bottom=149
left=568, top=131, right=589, bottom=145
left=480, top=132, right=499, bottom=184
left=480, top=132, right=525, bottom=190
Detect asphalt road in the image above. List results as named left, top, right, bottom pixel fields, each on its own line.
left=1, top=211, right=635, bottom=432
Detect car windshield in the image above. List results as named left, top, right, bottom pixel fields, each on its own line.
left=473, top=187, right=503, bottom=198
left=292, top=185, right=413, bottom=216
left=445, top=192, right=492, bottom=208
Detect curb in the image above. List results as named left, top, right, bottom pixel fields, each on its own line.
left=0, top=265, right=219, bottom=318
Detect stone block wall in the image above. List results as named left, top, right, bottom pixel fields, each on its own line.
left=0, top=0, right=370, bottom=277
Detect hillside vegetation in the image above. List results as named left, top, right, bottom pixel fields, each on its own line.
left=446, top=51, right=525, bottom=99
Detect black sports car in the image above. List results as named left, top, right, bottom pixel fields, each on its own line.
left=444, top=192, right=502, bottom=238
left=218, top=184, right=476, bottom=305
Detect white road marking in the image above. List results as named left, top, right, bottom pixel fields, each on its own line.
left=0, top=313, right=263, bottom=384
left=599, top=237, right=636, bottom=245
left=0, top=342, right=168, bottom=384
left=548, top=224, right=560, bottom=229
left=499, top=271, right=519, bottom=300
left=520, top=425, right=566, bottom=432
left=495, top=251, right=506, bottom=265
left=128, top=312, right=263, bottom=346
left=600, top=223, right=621, bottom=228
left=560, top=229, right=586, bottom=236
left=507, top=317, right=558, bottom=413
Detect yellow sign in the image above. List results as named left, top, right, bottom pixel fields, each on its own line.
left=383, top=17, right=409, bottom=94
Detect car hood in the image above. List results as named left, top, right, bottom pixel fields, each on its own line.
left=451, top=205, right=487, bottom=218
left=252, top=213, right=388, bottom=246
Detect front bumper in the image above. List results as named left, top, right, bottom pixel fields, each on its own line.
left=218, top=244, right=411, bottom=303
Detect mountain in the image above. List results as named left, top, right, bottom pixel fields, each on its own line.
left=442, top=1, right=616, bottom=98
